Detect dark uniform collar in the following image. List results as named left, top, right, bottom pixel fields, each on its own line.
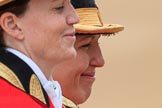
left=0, top=49, right=50, bottom=107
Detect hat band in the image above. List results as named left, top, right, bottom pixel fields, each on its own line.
left=76, top=8, right=103, bottom=27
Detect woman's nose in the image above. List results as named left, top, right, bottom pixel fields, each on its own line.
left=66, top=4, right=80, bottom=25
left=90, top=47, right=105, bottom=67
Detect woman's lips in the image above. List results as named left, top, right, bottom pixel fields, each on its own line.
left=63, top=31, right=76, bottom=43
left=64, top=31, right=76, bottom=37
left=81, top=72, right=96, bottom=82
left=81, top=72, right=95, bottom=77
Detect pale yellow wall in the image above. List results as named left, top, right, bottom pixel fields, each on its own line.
left=80, top=0, right=162, bottom=108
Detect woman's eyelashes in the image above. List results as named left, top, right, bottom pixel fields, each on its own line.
left=78, top=42, right=92, bottom=51
left=51, top=2, right=64, bottom=13
left=81, top=43, right=91, bottom=48
left=55, top=6, right=64, bottom=11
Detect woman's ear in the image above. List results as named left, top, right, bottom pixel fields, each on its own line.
left=0, top=12, right=24, bottom=40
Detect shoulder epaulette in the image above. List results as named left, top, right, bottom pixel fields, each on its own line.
left=62, top=96, right=79, bottom=108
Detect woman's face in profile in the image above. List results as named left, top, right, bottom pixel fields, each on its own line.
left=17, top=0, right=79, bottom=73
left=54, top=34, right=105, bottom=104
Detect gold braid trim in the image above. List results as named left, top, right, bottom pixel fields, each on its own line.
left=62, top=96, right=78, bottom=108
left=0, top=62, right=25, bottom=91
left=30, top=74, right=46, bottom=104
left=0, top=62, right=46, bottom=104
left=76, top=8, right=103, bottom=26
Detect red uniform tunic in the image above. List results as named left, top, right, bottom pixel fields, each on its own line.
left=0, top=49, right=65, bottom=108
left=0, top=78, right=54, bottom=108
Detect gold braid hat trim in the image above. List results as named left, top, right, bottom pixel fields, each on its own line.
left=76, top=8, right=103, bottom=26
left=0, top=0, right=13, bottom=6
left=0, top=62, right=25, bottom=91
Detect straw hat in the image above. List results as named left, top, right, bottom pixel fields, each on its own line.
left=71, top=0, right=124, bottom=35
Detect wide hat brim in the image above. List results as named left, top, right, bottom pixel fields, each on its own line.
left=75, top=8, right=124, bottom=35
left=75, top=24, right=124, bottom=34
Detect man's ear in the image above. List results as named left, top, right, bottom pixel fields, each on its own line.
left=0, top=12, right=24, bottom=40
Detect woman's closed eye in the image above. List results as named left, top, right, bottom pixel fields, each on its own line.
left=52, top=5, right=64, bottom=13
left=81, top=43, right=91, bottom=48
left=55, top=6, right=64, bottom=10
left=79, top=43, right=92, bottom=51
